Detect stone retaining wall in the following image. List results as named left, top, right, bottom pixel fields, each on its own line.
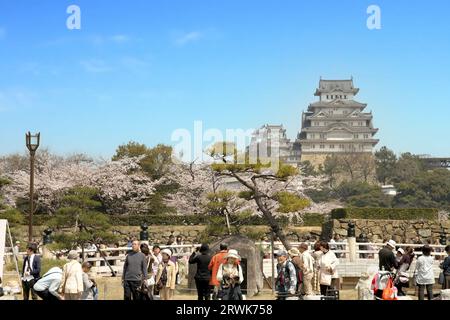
left=326, top=219, right=450, bottom=243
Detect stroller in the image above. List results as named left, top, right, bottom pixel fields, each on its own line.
left=371, top=271, right=398, bottom=300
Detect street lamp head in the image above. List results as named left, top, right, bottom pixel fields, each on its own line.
left=26, top=132, right=40, bottom=152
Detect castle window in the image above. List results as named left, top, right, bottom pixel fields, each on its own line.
left=330, top=145, right=335, bottom=149
left=320, top=145, right=325, bottom=149
left=326, top=95, right=329, bottom=99
left=344, top=95, right=347, bottom=99
left=312, top=145, right=316, bottom=149
left=364, top=134, right=369, bottom=139
left=354, top=134, right=359, bottom=139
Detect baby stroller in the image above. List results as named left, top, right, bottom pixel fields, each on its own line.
left=371, top=271, right=398, bottom=300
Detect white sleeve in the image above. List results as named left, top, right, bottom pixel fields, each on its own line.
left=216, top=264, right=224, bottom=282
left=238, top=265, right=244, bottom=284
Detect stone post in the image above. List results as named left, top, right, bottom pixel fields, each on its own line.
left=41, top=245, right=54, bottom=260
left=347, top=221, right=357, bottom=262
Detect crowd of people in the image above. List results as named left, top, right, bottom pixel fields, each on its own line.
left=5, top=234, right=450, bottom=301
left=373, top=239, right=450, bottom=300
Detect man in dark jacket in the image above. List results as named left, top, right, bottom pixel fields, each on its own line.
left=378, top=240, right=398, bottom=271
left=21, top=243, right=41, bottom=300
left=189, top=244, right=212, bottom=300
left=122, top=239, right=148, bottom=300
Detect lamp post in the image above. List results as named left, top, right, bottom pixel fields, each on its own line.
left=140, top=222, right=149, bottom=241
left=440, top=228, right=447, bottom=246
left=25, top=132, right=40, bottom=242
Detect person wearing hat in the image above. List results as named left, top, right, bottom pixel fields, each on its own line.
left=288, top=248, right=302, bottom=293
left=155, top=248, right=177, bottom=300
left=378, top=240, right=399, bottom=272
left=122, top=240, right=148, bottom=300
left=275, top=250, right=297, bottom=300
left=299, top=243, right=315, bottom=296
left=216, top=249, right=244, bottom=300
left=189, top=244, right=212, bottom=300
left=58, top=250, right=83, bottom=300
left=21, top=243, right=41, bottom=300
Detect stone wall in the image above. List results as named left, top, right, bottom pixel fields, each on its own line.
left=326, top=219, right=450, bottom=243
left=11, top=225, right=323, bottom=245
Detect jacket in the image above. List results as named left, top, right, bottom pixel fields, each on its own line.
left=59, top=260, right=83, bottom=294
left=22, top=254, right=41, bottom=280
left=301, top=250, right=315, bottom=275
left=442, top=256, right=450, bottom=275
left=378, top=247, right=398, bottom=271
left=275, top=260, right=297, bottom=292
left=81, top=272, right=95, bottom=300
left=415, top=255, right=435, bottom=285
left=189, top=252, right=212, bottom=281
left=208, top=250, right=228, bottom=286
left=319, top=250, right=339, bottom=285
left=155, top=260, right=177, bottom=290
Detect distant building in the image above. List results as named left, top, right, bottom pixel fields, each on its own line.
left=247, top=124, right=301, bottom=165
left=297, top=78, right=379, bottom=167
left=381, top=185, right=397, bottom=196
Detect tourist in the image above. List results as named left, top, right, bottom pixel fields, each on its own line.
left=122, top=240, right=147, bottom=300
left=288, top=247, right=302, bottom=293
left=110, top=242, right=120, bottom=266
left=33, top=267, right=62, bottom=301
left=378, top=240, right=398, bottom=271
left=189, top=244, right=212, bottom=300
left=415, top=245, right=435, bottom=300
left=81, top=262, right=97, bottom=300
left=357, top=233, right=369, bottom=259
left=13, top=241, right=20, bottom=257
left=393, top=246, right=414, bottom=296
left=299, top=243, right=315, bottom=296
left=311, top=241, right=323, bottom=294
left=155, top=248, right=177, bottom=300
left=167, top=235, right=175, bottom=246
left=217, top=249, right=244, bottom=300
left=139, top=243, right=154, bottom=300
left=395, top=248, right=404, bottom=263
left=174, top=236, right=187, bottom=285
left=318, top=241, right=339, bottom=296
left=440, top=245, right=450, bottom=289
left=59, top=250, right=83, bottom=300
left=208, top=243, right=228, bottom=299
left=21, top=243, right=41, bottom=300
left=275, top=250, right=297, bottom=300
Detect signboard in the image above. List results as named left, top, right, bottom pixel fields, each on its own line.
left=0, top=219, right=6, bottom=280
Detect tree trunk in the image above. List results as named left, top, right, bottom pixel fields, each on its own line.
left=254, top=195, right=292, bottom=250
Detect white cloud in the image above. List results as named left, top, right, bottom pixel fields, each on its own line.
left=174, top=31, right=203, bottom=46
left=0, top=27, right=6, bottom=40
left=80, top=59, right=112, bottom=73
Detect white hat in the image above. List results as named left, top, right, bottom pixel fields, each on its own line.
left=386, top=240, right=396, bottom=249
left=68, top=250, right=79, bottom=260
left=225, top=249, right=240, bottom=260
left=397, top=248, right=405, bottom=255
left=161, top=248, right=172, bottom=257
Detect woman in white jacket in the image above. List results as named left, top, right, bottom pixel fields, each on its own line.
left=58, top=250, right=84, bottom=300
left=318, top=241, right=339, bottom=296
left=415, top=245, right=435, bottom=300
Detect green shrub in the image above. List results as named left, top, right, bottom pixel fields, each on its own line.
left=302, top=213, right=326, bottom=226
left=331, top=207, right=438, bottom=220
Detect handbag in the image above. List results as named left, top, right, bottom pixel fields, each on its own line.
left=381, top=278, right=397, bottom=300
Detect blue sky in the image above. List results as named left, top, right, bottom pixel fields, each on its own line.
left=0, top=0, right=449, bottom=159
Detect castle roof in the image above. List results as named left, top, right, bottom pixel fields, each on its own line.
left=314, top=79, right=359, bottom=96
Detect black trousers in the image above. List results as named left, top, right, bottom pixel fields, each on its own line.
left=418, top=284, right=433, bottom=300
left=35, top=289, right=60, bottom=301
left=320, top=284, right=331, bottom=296
left=195, top=279, right=210, bottom=300
left=123, top=280, right=141, bottom=300
left=22, top=280, right=38, bottom=300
